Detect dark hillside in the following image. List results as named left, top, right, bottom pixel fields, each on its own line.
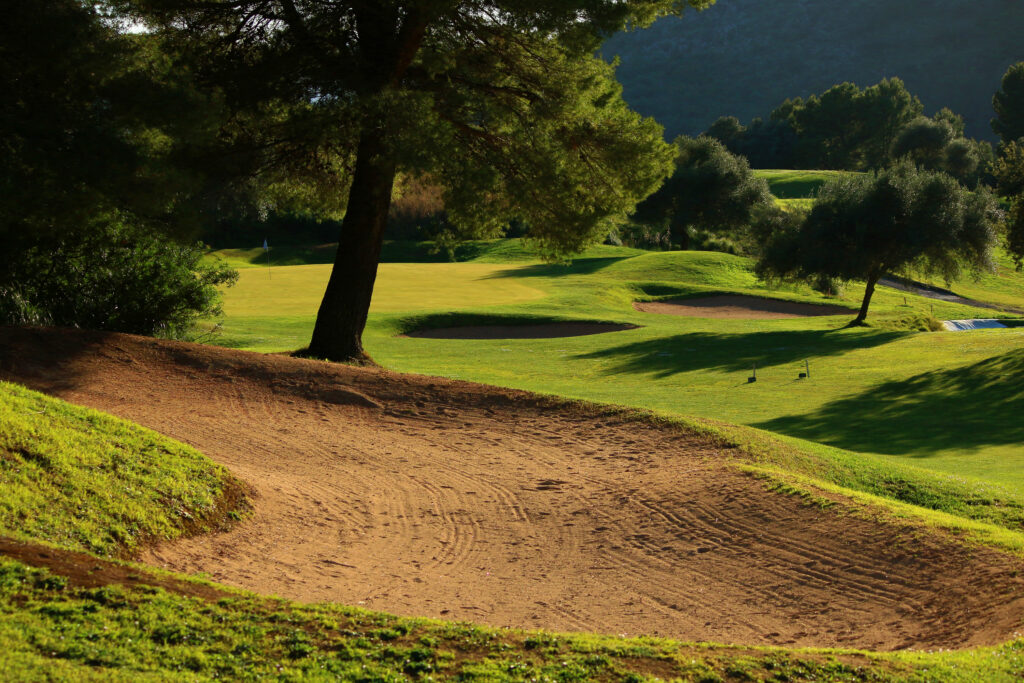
left=604, top=0, right=1024, bottom=142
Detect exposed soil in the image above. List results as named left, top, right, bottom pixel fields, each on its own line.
left=3, top=326, right=1024, bottom=651
left=0, top=536, right=230, bottom=601
left=404, top=322, right=639, bottom=339
left=634, top=295, right=852, bottom=319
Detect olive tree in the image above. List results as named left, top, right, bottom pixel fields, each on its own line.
left=756, top=165, right=1000, bottom=325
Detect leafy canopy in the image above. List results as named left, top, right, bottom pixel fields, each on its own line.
left=705, top=79, right=924, bottom=171
left=993, top=62, right=1024, bottom=145
left=776, top=78, right=923, bottom=170
left=111, top=0, right=714, bottom=259
left=756, top=164, right=999, bottom=323
left=632, top=136, right=771, bottom=248
left=0, top=0, right=244, bottom=336
left=891, top=116, right=990, bottom=187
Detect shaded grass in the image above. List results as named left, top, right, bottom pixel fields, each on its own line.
left=754, top=169, right=859, bottom=199
left=0, top=382, right=244, bottom=557
left=212, top=239, right=646, bottom=269
left=575, top=328, right=906, bottom=376
left=3, top=554, right=1024, bottom=681
left=757, top=346, right=1024, bottom=457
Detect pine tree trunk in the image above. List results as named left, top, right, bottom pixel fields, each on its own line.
left=853, top=269, right=881, bottom=325
left=305, top=131, right=396, bottom=363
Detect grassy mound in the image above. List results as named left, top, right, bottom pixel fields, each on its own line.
left=0, top=382, right=245, bottom=557
left=211, top=239, right=645, bottom=269
left=2, top=551, right=1024, bottom=681
left=754, top=169, right=860, bottom=199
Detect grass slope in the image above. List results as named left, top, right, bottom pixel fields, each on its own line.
left=2, top=386, right=1024, bottom=681
left=213, top=239, right=645, bottom=270
left=755, top=170, right=855, bottom=199
left=0, top=382, right=244, bottom=557
left=602, top=0, right=1023, bottom=141
left=7, top=553, right=1024, bottom=682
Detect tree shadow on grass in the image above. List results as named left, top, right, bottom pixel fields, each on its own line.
left=574, top=329, right=907, bottom=377
left=755, top=349, right=1024, bottom=456
left=484, top=257, right=635, bottom=279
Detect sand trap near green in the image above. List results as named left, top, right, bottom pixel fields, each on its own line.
left=633, top=295, right=853, bottom=319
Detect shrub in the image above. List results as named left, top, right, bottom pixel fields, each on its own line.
left=0, top=219, right=237, bottom=338
left=631, top=136, right=772, bottom=250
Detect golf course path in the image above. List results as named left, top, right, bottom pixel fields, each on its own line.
left=3, top=326, right=1024, bottom=651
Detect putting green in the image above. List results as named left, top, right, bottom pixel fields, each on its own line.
left=224, top=262, right=546, bottom=319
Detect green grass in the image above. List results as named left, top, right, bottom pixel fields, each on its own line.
left=0, top=382, right=244, bottom=557
left=4, top=555, right=1024, bottom=681
left=910, top=248, right=1024, bottom=310
left=754, top=169, right=859, bottom=199
left=775, top=197, right=816, bottom=212
left=206, top=240, right=1024, bottom=505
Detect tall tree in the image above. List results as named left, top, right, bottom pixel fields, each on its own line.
left=756, top=165, right=999, bottom=325
left=771, top=79, right=922, bottom=170
left=115, top=1, right=709, bottom=362
left=993, top=62, right=1024, bottom=145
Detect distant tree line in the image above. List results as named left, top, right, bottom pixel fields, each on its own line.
left=702, top=78, right=992, bottom=187
left=625, top=65, right=1024, bottom=324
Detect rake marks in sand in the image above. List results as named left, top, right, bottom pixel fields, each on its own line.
left=2, top=327, right=1023, bottom=651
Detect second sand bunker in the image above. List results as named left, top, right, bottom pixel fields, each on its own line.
left=634, top=295, right=852, bottom=319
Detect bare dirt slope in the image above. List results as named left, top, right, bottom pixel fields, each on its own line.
left=3, top=326, right=1023, bottom=651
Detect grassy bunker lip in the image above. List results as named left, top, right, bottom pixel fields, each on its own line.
left=634, top=294, right=853, bottom=319
left=403, top=321, right=640, bottom=339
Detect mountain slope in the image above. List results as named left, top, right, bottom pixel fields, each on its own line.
left=604, top=0, right=1024, bottom=142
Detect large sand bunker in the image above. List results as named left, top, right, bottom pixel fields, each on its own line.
left=405, top=321, right=638, bottom=339
left=635, top=295, right=852, bottom=319
left=3, top=326, right=1024, bottom=651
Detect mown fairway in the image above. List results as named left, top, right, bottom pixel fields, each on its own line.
left=208, top=239, right=1024, bottom=500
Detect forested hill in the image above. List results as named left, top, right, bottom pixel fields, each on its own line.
left=603, top=0, right=1024, bottom=142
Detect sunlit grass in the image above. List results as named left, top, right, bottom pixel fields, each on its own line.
left=0, top=382, right=243, bottom=556
left=207, top=240, right=1024, bottom=499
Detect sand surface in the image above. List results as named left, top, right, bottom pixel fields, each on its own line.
left=3, top=326, right=1024, bottom=651
left=634, top=295, right=852, bottom=319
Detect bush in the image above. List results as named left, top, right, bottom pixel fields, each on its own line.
left=616, top=221, right=674, bottom=250
left=0, top=220, right=237, bottom=338
left=631, top=136, right=771, bottom=249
